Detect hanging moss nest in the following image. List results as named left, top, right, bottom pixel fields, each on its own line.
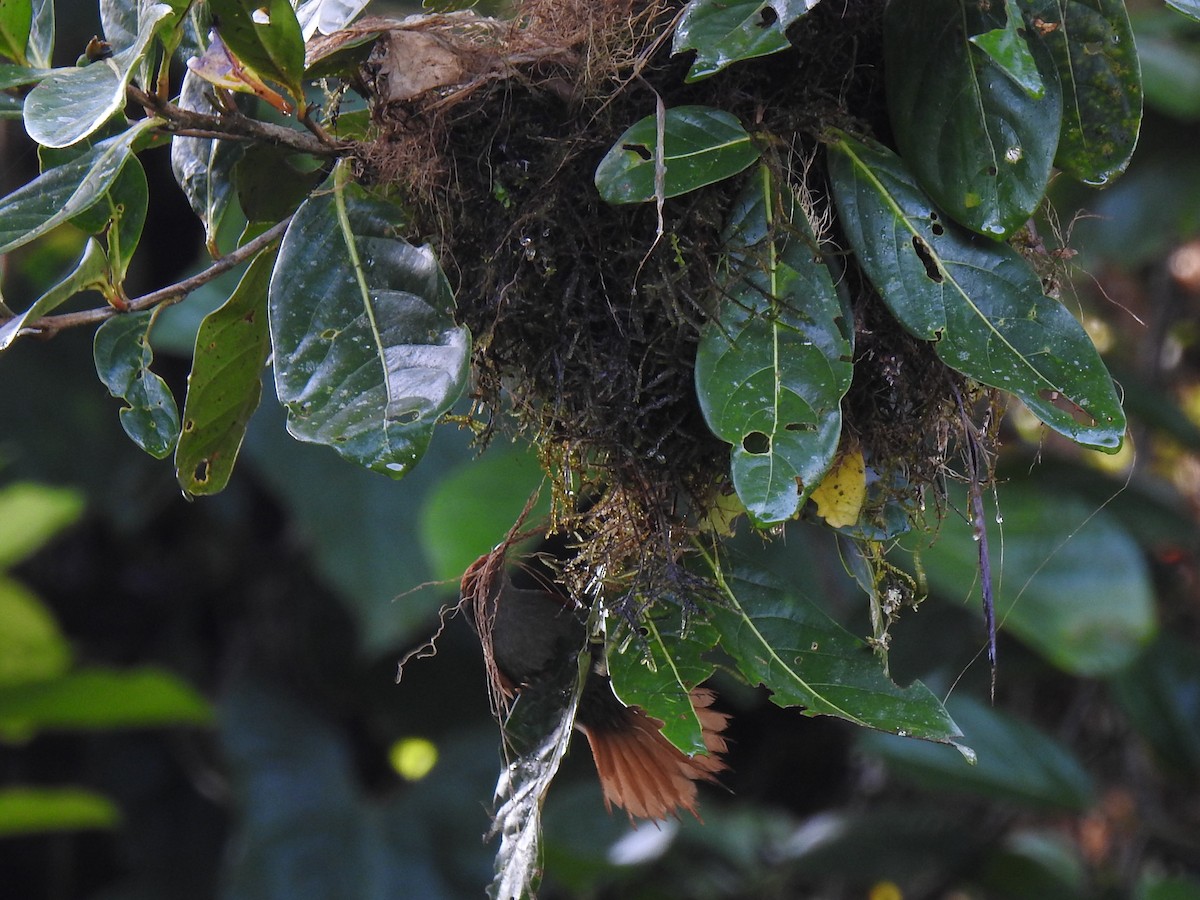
left=347, top=0, right=976, bottom=598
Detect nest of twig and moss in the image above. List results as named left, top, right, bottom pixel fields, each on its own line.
left=346, top=0, right=982, bottom=597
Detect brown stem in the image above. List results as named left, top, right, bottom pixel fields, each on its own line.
left=126, top=85, right=350, bottom=158
left=8, top=218, right=291, bottom=340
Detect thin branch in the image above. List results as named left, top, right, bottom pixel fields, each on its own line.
left=10, top=218, right=291, bottom=340
left=127, top=85, right=350, bottom=158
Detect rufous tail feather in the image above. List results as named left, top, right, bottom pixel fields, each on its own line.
left=576, top=687, right=729, bottom=821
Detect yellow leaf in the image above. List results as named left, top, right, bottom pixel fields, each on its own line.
left=811, top=446, right=866, bottom=529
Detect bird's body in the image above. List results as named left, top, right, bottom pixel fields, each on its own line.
left=462, top=554, right=729, bottom=821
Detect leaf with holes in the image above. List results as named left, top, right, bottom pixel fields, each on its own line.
left=93, top=311, right=181, bottom=459
left=176, top=247, right=275, bottom=497
left=594, top=105, right=760, bottom=205
left=1019, top=0, right=1142, bottom=185
left=708, top=554, right=970, bottom=752
left=608, top=609, right=720, bottom=756
left=884, top=0, right=1062, bottom=237
left=22, top=3, right=174, bottom=148
left=269, top=174, right=470, bottom=479
left=829, top=134, right=1125, bottom=452
left=672, top=0, right=821, bottom=81
left=695, top=165, right=852, bottom=525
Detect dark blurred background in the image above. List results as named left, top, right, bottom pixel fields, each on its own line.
left=2, top=2, right=1200, bottom=898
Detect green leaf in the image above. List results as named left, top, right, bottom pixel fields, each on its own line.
left=1019, top=0, right=1142, bottom=185
left=828, top=134, right=1126, bottom=452
left=0, top=62, right=48, bottom=88
left=1111, top=636, right=1200, bottom=777
left=707, top=554, right=971, bottom=751
left=0, top=0, right=32, bottom=66
left=0, top=667, right=212, bottom=739
left=1164, top=0, right=1200, bottom=22
left=94, top=311, right=182, bottom=459
left=24, top=0, right=49, bottom=68
left=22, top=3, right=174, bottom=148
left=672, top=0, right=818, bottom=82
left=171, top=67, right=246, bottom=248
left=175, top=247, right=275, bottom=497
left=0, top=787, right=120, bottom=836
left=594, top=105, right=760, bottom=204
left=0, top=577, right=71, bottom=687
left=0, top=480, right=84, bottom=570
left=695, top=165, right=852, bottom=524
left=607, top=610, right=719, bottom=755
left=269, top=176, right=471, bottom=479
left=417, top=441, right=549, bottom=583
left=884, top=0, right=1062, bottom=237
left=208, top=0, right=305, bottom=102
left=70, top=154, right=149, bottom=293
left=969, top=0, right=1045, bottom=98
left=0, top=120, right=151, bottom=255
left=861, top=695, right=1096, bottom=810
left=915, top=480, right=1156, bottom=676
left=0, top=238, right=111, bottom=351
left=235, top=143, right=326, bottom=224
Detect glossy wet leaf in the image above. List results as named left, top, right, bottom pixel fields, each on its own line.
left=1164, top=0, right=1200, bottom=21
left=829, top=134, right=1126, bottom=451
left=1111, top=636, right=1200, bottom=777
left=672, top=0, right=820, bottom=81
left=93, top=311, right=182, bottom=459
left=208, top=0, right=305, bottom=102
left=170, top=67, right=245, bottom=249
left=0, top=787, right=120, bottom=836
left=0, top=120, right=150, bottom=255
left=695, top=166, right=852, bottom=524
left=608, top=611, right=720, bottom=755
left=0, top=666, right=212, bottom=739
left=708, top=556, right=970, bottom=752
left=24, top=0, right=48, bottom=68
left=0, top=62, right=48, bottom=88
left=269, top=179, right=470, bottom=479
left=885, top=0, right=1062, bottom=237
left=969, top=0, right=1044, bottom=97
left=0, top=0, right=32, bottom=66
left=296, top=0, right=371, bottom=40
left=594, top=105, right=760, bottom=204
left=0, top=238, right=110, bottom=351
left=915, top=480, right=1156, bottom=675
left=861, top=695, right=1096, bottom=810
left=70, top=154, right=148, bottom=292
left=176, top=248, right=275, bottom=497
left=1019, top=0, right=1142, bottom=185
left=22, top=3, right=173, bottom=148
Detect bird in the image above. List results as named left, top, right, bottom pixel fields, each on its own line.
left=461, top=552, right=729, bottom=822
